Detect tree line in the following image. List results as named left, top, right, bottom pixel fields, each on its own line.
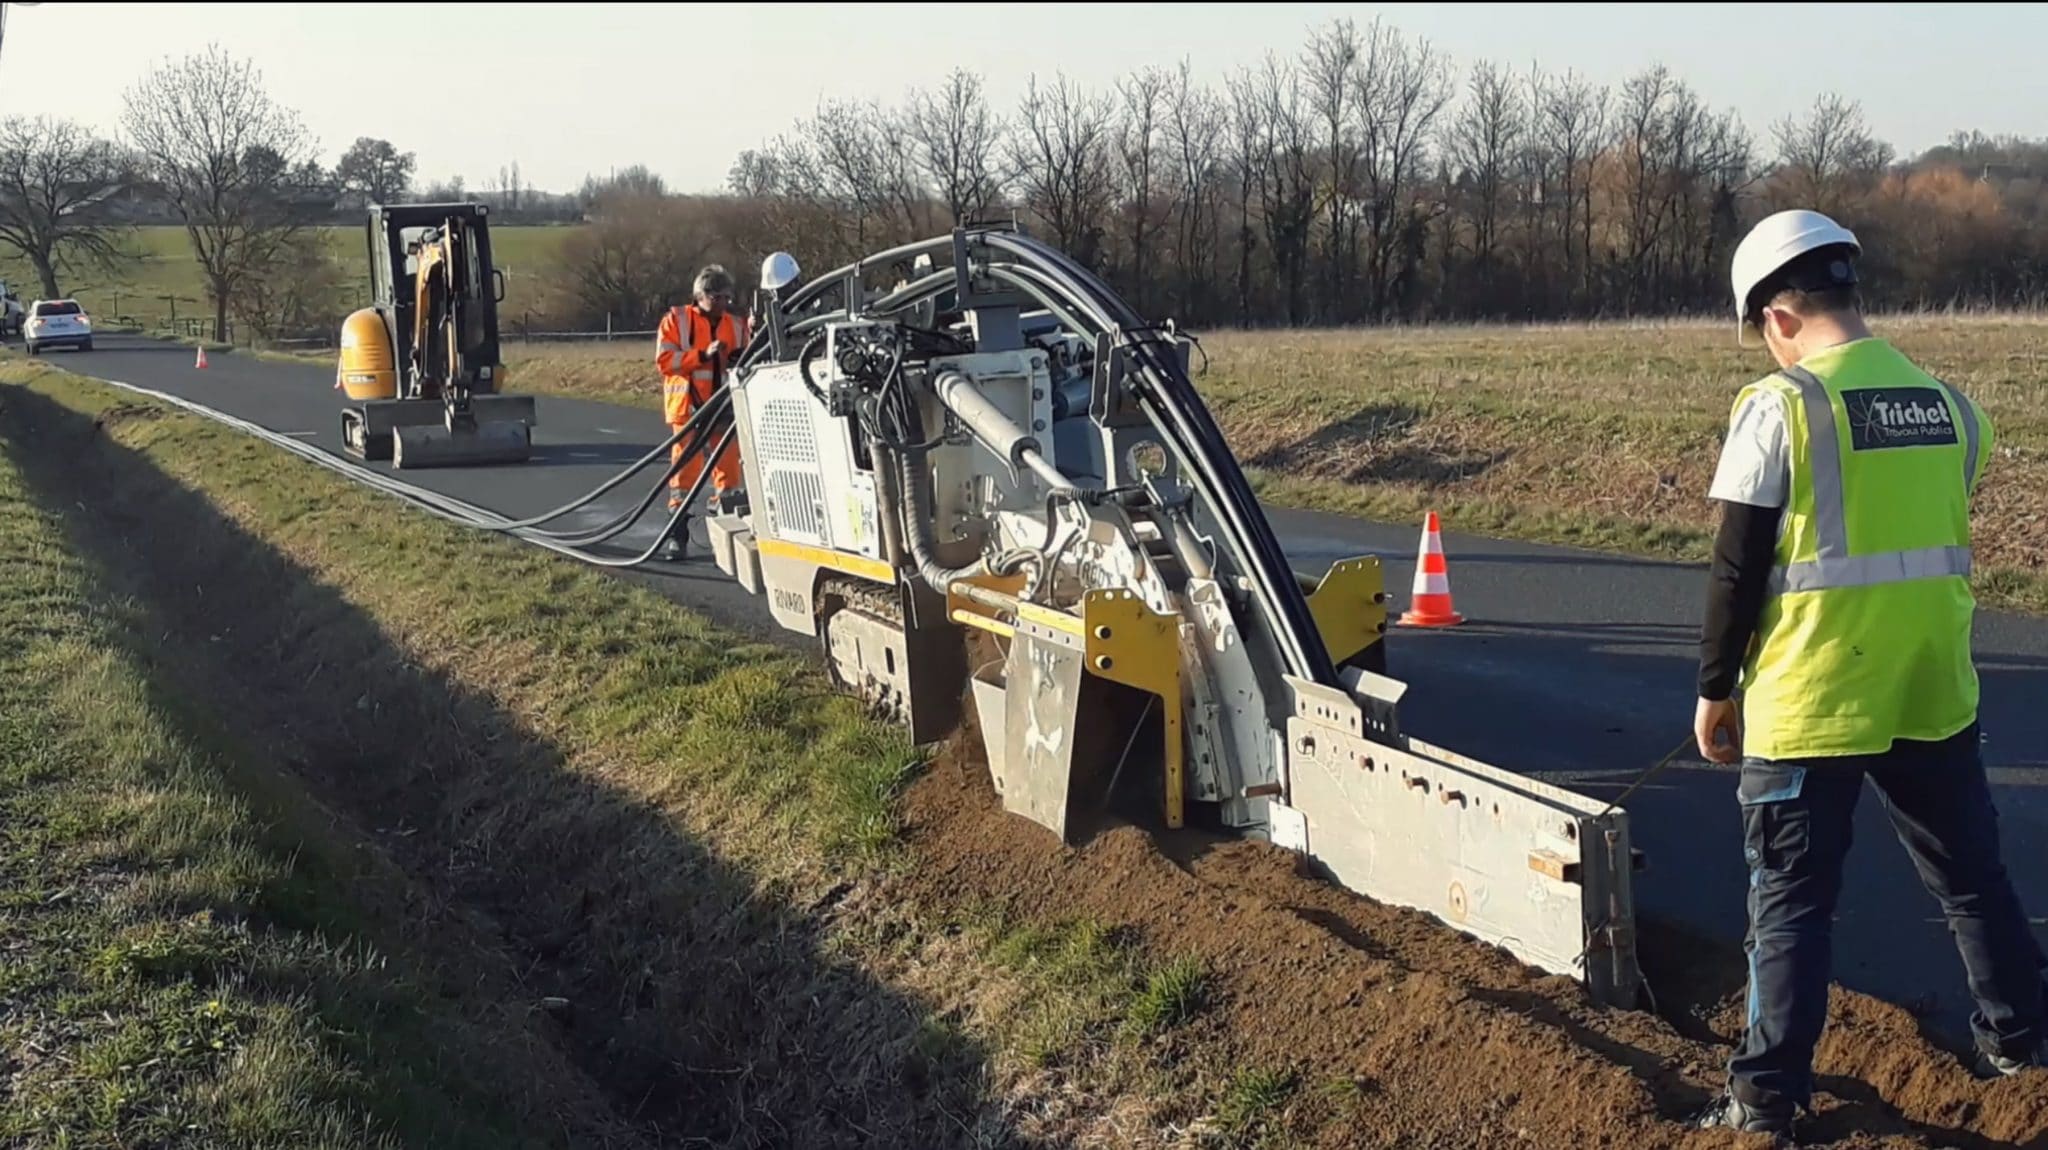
left=5, top=27, right=2048, bottom=342
left=694, top=15, right=2048, bottom=331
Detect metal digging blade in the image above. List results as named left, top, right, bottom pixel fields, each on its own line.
left=977, top=627, right=1128, bottom=845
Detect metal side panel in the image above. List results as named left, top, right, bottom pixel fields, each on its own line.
left=707, top=514, right=748, bottom=578
left=756, top=552, right=821, bottom=636
left=1282, top=675, right=1639, bottom=1007
left=736, top=538, right=762, bottom=595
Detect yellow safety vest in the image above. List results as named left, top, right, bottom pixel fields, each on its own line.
left=1737, top=339, right=1996, bottom=761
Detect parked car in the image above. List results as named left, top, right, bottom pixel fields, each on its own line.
left=24, top=298, right=92, bottom=354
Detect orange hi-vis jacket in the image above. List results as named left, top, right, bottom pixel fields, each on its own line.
left=657, top=304, right=750, bottom=497
left=657, top=304, right=751, bottom=425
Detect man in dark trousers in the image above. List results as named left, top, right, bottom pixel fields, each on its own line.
left=1692, top=208, right=2047, bottom=1141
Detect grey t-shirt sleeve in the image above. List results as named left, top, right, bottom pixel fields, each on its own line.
left=1707, top=389, right=1790, bottom=508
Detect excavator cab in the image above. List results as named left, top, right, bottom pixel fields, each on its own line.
left=336, top=201, right=536, bottom=468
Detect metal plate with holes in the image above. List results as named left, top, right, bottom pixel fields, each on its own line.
left=1282, top=676, right=1639, bottom=1007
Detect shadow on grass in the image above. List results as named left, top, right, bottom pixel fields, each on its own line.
left=1245, top=401, right=1511, bottom=486
left=0, top=383, right=1009, bottom=1149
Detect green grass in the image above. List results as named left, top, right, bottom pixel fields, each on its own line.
left=1, top=224, right=575, bottom=336
left=1217, top=1065, right=1301, bottom=1145
left=947, top=901, right=1213, bottom=1073
left=0, top=356, right=1239, bottom=1147
left=0, top=398, right=603, bottom=1147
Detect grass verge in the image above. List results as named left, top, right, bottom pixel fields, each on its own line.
left=0, top=392, right=645, bottom=1148
left=0, top=359, right=1248, bottom=1147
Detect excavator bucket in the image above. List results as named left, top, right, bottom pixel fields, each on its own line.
left=341, top=395, right=536, bottom=468
left=392, top=419, right=532, bottom=468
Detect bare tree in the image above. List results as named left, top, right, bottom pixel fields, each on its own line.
left=1448, top=59, right=1525, bottom=303
left=1771, top=92, right=1892, bottom=215
left=1534, top=67, right=1608, bottom=305
left=1355, top=20, right=1453, bottom=319
left=1305, top=17, right=1364, bottom=319
left=800, top=99, right=896, bottom=255
left=1254, top=55, right=1317, bottom=324
left=120, top=44, right=320, bottom=341
left=1115, top=65, right=1167, bottom=313
left=1166, top=59, right=1224, bottom=316
left=1008, top=73, right=1117, bottom=267
left=909, top=69, right=1003, bottom=225
left=1225, top=68, right=1265, bottom=320
left=0, top=116, right=129, bottom=299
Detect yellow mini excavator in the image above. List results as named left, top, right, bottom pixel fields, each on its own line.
left=335, top=202, right=537, bottom=468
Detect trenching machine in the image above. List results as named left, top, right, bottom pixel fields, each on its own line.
left=676, top=225, right=1644, bottom=1005
left=314, top=219, right=1643, bottom=1005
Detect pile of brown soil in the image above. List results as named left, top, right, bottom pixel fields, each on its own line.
left=898, top=709, right=2048, bottom=1149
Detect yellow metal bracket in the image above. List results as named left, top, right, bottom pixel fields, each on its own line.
left=1304, top=556, right=1387, bottom=666
left=1080, top=589, right=1186, bottom=830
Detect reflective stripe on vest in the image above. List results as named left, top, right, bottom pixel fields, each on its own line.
left=1769, top=364, right=1979, bottom=596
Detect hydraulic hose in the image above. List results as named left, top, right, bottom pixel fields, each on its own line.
left=980, top=230, right=1335, bottom=686
left=553, top=422, right=738, bottom=569
left=478, top=393, right=726, bottom=533
left=534, top=434, right=695, bottom=547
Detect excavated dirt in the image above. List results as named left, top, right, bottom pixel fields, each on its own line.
left=898, top=683, right=2048, bottom=1149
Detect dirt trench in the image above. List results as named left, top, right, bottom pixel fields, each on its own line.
left=892, top=665, right=2048, bottom=1149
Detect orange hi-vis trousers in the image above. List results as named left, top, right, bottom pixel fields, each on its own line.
left=657, top=304, right=750, bottom=508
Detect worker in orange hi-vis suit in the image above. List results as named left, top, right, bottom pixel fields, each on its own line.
left=655, top=264, right=750, bottom=560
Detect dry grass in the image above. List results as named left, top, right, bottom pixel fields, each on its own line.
left=498, top=313, right=2048, bottom=613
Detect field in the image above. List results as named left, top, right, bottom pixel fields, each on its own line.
left=4, top=351, right=2045, bottom=1149
left=0, top=225, right=575, bottom=336
left=496, top=313, right=2048, bottom=615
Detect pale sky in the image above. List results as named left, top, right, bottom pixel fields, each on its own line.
left=1, top=2, right=2040, bottom=196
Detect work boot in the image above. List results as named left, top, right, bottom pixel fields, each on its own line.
left=1693, top=1091, right=1795, bottom=1146
left=1977, top=1037, right=2047, bottom=1078
left=657, top=534, right=687, bottom=562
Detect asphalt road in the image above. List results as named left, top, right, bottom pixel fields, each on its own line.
left=49, top=334, right=2048, bottom=1046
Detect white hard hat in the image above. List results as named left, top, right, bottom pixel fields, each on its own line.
left=1730, top=209, right=1860, bottom=325
left=760, top=251, right=801, bottom=293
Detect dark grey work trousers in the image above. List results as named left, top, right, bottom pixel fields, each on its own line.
left=1729, top=721, right=2048, bottom=1110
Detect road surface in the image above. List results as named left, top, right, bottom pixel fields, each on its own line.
left=45, top=334, right=2048, bottom=1046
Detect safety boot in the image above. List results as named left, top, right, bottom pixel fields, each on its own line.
left=1692, top=1091, right=1795, bottom=1146
left=1978, top=1037, right=2047, bottom=1078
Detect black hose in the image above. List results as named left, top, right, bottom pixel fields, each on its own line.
left=569, top=422, right=738, bottom=569
left=739, top=227, right=1336, bottom=685
left=983, top=231, right=1334, bottom=686
left=469, top=390, right=726, bottom=534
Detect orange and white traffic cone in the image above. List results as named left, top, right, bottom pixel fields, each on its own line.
left=1398, top=510, right=1465, bottom=627
left=194, top=345, right=209, bottom=369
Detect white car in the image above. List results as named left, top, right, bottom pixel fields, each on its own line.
left=25, top=298, right=93, bottom=354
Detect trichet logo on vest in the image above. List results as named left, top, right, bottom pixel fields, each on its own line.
left=1843, top=387, right=1959, bottom=451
